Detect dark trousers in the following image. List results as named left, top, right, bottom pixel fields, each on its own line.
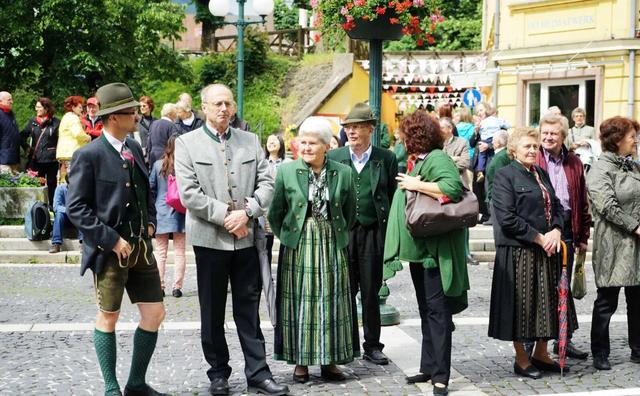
left=410, top=263, right=452, bottom=385
left=591, top=285, right=640, bottom=357
left=347, top=223, right=384, bottom=352
left=193, top=246, right=271, bottom=384
left=32, top=161, right=58, bottom=206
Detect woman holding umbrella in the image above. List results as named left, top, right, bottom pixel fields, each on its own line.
left=586, top=116, right=640, bottom=370
left=488, top=127, right=578, bottom=379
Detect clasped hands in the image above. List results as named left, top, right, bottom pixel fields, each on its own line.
left=535, top=228, right=562, bottom=257
left=224, top=209, right=250, bottom=239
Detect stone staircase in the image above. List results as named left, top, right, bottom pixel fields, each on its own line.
left=0, top=225, right=592, bottom=264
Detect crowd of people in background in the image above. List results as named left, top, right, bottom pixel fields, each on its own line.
left=1, top=81, right=639, bottom=396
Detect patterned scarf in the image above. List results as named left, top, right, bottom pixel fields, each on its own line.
left=308, top=165, right=328, bottom=219
left=530, top=166, right=552, bottom=226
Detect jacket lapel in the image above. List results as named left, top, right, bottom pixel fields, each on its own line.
left=294, top=159, right=310, bottom=200
left=369, top=147, right=382, bottom=193
left=327, top=162, right=339, bottom=201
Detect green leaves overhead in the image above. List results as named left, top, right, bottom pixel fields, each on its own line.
left=0, top=0, right=188, bottom=100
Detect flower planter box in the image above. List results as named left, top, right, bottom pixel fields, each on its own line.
left=345, top=12, right=404, bottom=41
left=0, top=186, right=48, bottom=219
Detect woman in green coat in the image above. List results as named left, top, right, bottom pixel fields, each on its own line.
left=384, top=110, right=469, bottom=396
left=268, top=116, right=358, bottom=383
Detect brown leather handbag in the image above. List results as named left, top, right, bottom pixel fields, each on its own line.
left=405, top=188, right=479, bottom=237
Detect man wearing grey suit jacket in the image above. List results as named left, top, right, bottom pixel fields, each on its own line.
left=174, top=84, right=288, bottom=396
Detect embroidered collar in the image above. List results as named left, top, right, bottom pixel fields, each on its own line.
left=203, top=122, right=231, bottom=143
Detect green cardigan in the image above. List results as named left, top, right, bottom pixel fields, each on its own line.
left=268, top=158, right=356, bottom=250
left=383, top=149, right=470, bottom=314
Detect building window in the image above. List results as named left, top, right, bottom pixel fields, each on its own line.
left=526, top=78, right=595, bottom=127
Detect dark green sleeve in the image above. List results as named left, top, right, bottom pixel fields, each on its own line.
left=423, top=151, right=464, bottom=201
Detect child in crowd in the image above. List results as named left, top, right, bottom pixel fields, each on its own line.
left=476, top=102, right=510, bottom=182
left=49, top=175, right=82, bottom=253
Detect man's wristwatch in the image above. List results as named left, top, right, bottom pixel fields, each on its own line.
left=244, top=207, right=254, bottom=219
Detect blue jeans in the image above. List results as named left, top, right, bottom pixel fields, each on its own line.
left=51, top=212, right=83, bottom=245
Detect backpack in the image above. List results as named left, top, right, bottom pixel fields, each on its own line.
left=24, top=200, right=52, bottom=241
left=166, top=174, right=186, bottom=214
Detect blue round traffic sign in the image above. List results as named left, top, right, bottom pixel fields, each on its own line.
left=462, top=89, right=482, bottom=108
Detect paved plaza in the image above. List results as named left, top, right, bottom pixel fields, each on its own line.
left=1, top=260, right=639, bottom=395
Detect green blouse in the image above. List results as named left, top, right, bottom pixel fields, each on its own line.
left=383, top=149, right=470, bottom=314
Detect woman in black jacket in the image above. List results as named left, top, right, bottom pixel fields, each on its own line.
left=488, top=127, right=578, bottom=379
left=21, top=97, right=59, bottom=205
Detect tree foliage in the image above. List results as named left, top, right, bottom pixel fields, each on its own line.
left=384, top=0, right=481, bottom=51
left=0, top=0, right=188, bottom=102
left=274, top=0, right=299, bottom=31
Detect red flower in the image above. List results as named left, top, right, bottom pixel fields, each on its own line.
left=388, top=1, right=395, bottom=6
left=416, top=38, right=424, bottom=46
left=409, top=15, right=419, bottom=27
left=427, top=35, right=435, bottom=44
left=375, top=6, right=386, bottom=14
left=342, top=19, right=356, bottom=30
left=402, top=0, right=412, bottom=8
left=389, top=17, right=400, bottom=24
left=346, top=2, right=353, bottom=8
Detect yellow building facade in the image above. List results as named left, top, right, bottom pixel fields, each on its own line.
left=484, top=0, right=640, bottom=129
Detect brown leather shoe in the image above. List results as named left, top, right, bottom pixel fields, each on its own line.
left=49, top=244, right=61, bottom=253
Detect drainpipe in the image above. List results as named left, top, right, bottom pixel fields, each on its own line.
left=628, top=0, right=637, bottom=118
left=491, top=0, right=500, bottom=108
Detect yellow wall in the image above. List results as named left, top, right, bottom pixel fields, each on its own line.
left=317, top=62, right=399, bottom=136
left=484, top=0, right=638, bottom=50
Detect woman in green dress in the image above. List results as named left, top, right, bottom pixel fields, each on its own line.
left=268, top=116, right=358, bottom=383
left=384, top=110, right=470, bottom=396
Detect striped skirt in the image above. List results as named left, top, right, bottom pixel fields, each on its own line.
left=488, top=245, right=578, bottom=341
left=274, top=216, right=356, bottom=365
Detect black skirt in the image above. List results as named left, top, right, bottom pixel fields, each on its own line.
left=488, top=245, right=578, bottom=342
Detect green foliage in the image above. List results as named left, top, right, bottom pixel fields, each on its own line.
left=142, top=80, right=196, bottom=119
left=0, top=0, right=188, bottom=104
left=12, top=88, right=40, bottom=131
left=0, top=172, right=44, bottom=187
left=244, top=56, right=295, bottom=139
left=274, top=0, right=299, bottom=35
left=0, top=218, right=24, bottom=225
left=193, top=0, right=225, bottom=29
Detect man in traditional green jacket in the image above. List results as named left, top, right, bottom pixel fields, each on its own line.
left=327, top=103, right=398, bottom=365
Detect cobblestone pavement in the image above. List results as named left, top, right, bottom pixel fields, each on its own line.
left=1, top=263, right=639, bottom=395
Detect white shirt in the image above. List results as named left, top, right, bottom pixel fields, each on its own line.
left=349, top=144, right=372, bottom=173
left=103, top=129, right=126, bottom=160
left=182, top=112, right=195, bottom=126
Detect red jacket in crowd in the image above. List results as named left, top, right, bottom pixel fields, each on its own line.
left=536, top=145, right=592, bottom=247
left=81, top=115, right=103, bottom=139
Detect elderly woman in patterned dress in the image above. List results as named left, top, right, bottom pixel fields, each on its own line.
left=268, top=117, right=358, bottom=383
left=488, top=127, right=578, bottom=379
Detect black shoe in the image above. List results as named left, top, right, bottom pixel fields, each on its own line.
left=123, top=384, right=169, bottom=396
left=406, top=373, right=430, bottom=384
left=632, top=351, right=640, bottom=364
left=247, top=378, right=289, bottom=395
left=320, top=365, right=346, bottom=381
left=479, top=215, right=490, bottom=223
left=531, top=357, right=568, bottom=373
left=293, top=366, right=309, bottom=383
left=466, top=254, right=479, bottom=266
left=513, top=362, right=542, bottom=379
left=208, top=378, right=230, bottom=395
left=553, top=342, right=588, bottom=360
left=593, top=354, right=611, bottom=370
left=172, top=288, right=182, bottom=298
left=363, top=349, right=389, bottom=365
left=433, top=384, right=448, bottom=396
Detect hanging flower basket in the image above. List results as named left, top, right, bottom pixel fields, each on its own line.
left=310, top=0, right=444, bottom=46
left=345, top=10, right=403, bottom=41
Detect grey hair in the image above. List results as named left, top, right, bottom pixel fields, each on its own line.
left=161, top=103, right=178, bottom=120
left=175, top=101, right=191, bottom=112
left=571, top=107, right=586, bottom=118
left=200, top=84, right=234, bottom=104
left=539, top=113, right=569, bottom=138
left=493, top=129, right=508, bottom=147
left=298, top=116, right=333, bottom=145
left=546, top=106, right=562, bottom=115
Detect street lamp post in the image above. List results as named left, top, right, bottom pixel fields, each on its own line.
left=209, top=0, right=274, bottom=119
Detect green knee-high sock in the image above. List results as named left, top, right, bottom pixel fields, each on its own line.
left=94, top=329, right=121, bottom=395
left=126, top=327, right=158, bottom=390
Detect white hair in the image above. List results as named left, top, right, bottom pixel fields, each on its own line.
left=161, top=103, right=178, bottom=120
left=298, top=116, right=333, bottom=145
left=494, top=129, right=509, bottom=147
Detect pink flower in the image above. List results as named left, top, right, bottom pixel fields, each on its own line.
left=413, top=0, right=424, bottom=6
left=310, top=0, right=318, bottom=8
left=340, top=6, right=349, bottom=15
left=430, top=14, right=438, bottom=22
left=354, top=0, right=366, bottom=6
left=26, top=169, right=38, bottom=178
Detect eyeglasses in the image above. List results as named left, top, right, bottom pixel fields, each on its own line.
left=204, top=101, right=233, bottom=108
